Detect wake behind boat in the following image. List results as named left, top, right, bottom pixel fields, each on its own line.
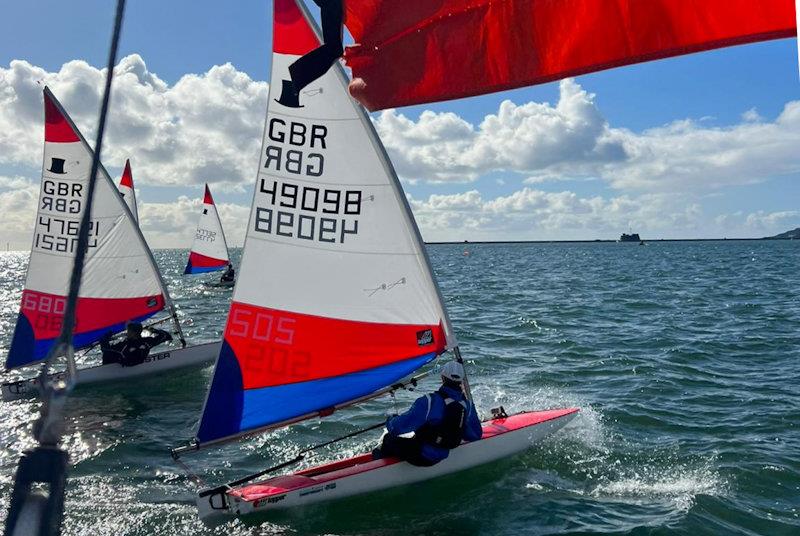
left=2, top=88, right=219, bottom=401
left=172, top=0, right=577, bottom=520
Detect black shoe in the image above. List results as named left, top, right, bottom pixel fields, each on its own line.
left=275, top=79, right=302, bottom=108
left=371, top=448, right=383, bottom=460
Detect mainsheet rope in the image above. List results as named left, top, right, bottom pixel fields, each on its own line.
left=3, top=1, right=128, bottom=534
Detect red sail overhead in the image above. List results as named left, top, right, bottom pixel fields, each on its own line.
left=344, top=0, right=797, bottom=110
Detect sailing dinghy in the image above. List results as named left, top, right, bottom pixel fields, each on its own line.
left=2, top=88, right=220, bottom=401
left=172, top=0, right=577, bottom=519
left=184, top=184, right=231, bottom=276
left=118, top=158, right=138, bottom=222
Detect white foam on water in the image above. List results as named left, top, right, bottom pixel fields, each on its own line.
left=590, top=462, right=725, bottom=512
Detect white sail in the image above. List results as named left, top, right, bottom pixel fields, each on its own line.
left=6, top=88, right=170, bottom=369
left=184, top=184, right=230, bottom=274
left=194, top=0, right=455, bottom=446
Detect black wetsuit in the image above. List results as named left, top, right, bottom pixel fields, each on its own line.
left=100, top=328, right=172, bottom=367
left=221, top=266, right=235, bottom=283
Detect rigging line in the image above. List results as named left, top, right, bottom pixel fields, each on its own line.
left=41, top=0, right=128, bottom=406
left=198, top=422, right=386, bottom=499
left=3, top=2, right=127, bottom=536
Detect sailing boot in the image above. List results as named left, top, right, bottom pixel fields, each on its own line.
left=275, top=79, right=302, bottom=108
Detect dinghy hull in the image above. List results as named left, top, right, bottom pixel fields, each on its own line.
left=197, top=408, right=578, bottom=519
left=1, top=341, right=221, bottom=401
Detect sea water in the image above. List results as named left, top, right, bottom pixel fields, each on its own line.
left=0, top=240, right=798, bottom=535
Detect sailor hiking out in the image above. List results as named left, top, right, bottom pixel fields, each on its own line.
left=100, top=321, right=172, bottom=367
left=373, top=361, right=482, bottom=466
left=220, top=263, right=235, bottom=283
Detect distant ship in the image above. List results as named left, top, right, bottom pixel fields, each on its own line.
left=619, top=233, right=641, bottom=242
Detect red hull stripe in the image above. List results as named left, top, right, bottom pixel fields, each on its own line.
left=274, top=0, right=320, bottom=56
left=44, top=89, right=79, bottom=143
left=120, top=159, right=134, bottom=188
left=225, top=301, right=446, bottom=390
left=188, top=251, right=227, bottom=268
left=17, top=289, right=164, bottom=341
left=343, top=0, right=797, bottom=110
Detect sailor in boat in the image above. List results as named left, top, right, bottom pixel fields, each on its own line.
left=220, top=263, right=235, bottom=283
left=372, top=361, right=482, bottom=466
left=275, top=0, right=343, bottom=107
left=100, top=321, right=173, bottom=367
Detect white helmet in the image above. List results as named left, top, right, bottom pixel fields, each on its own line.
left=440, top=361, right=465, bottom=383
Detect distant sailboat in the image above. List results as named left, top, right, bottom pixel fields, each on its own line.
left=2, top=88, right=219, bottom=401
left=173, top=0, right=577, bottom=519
left=118, top=159, right=138, bottom=222
left=184, top=184, right=231, bottom=275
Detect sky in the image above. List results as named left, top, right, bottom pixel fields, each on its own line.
left=1, top=0, right=799, bottom=249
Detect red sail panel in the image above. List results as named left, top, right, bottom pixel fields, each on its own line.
left=225, top=302, right=446, bottom=390
left=344, top=0, right=797, bottom=110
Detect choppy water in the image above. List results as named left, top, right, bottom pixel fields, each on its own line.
left=0, top=241, right=798, bottom=535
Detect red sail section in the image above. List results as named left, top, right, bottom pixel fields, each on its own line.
left=120, top=159, right=134, bottom=187
left=344, top=0, right=797, bottom=110
left=44, top=88, right=80, bottom=142
left=19, top=289, right=164, bottom=342
left=203, top=184, right=214, bottom=204
left=274, top=0, right=320, bottom=55
left=225, top=301, right=446, bottom=390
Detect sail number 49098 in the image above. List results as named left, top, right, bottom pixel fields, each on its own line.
left=254, top=178, right=361, bottom=244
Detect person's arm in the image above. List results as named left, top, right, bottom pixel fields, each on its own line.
left=386, top=395, right=430, bottom=436
left=143, top=328, right=173, bottom=349
left=100, top=331, right=114, bottom=351
left=463, top=402, right=483, bottom=441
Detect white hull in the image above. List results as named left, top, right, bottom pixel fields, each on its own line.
left=197, top=409, right=578, bottom=520
left=1, top=341, right=221, bottom=401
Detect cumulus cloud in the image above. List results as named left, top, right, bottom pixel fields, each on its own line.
left=377, top=79, right=800, bottom=193
left=744, top=210, right=800, bottom=230
left=377, top=79, right=625, bottom=183
left=0, top=54, right=268, bottom=190
left=2, top=56, right=798, bottom=247
left=409, top=188, right=704, bottom=241
left=138, top=196, right=250, bottom=248
left=0, top=176, right=39, bottom=248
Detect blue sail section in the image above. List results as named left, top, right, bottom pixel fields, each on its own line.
left=196, top=342, right=435, bottom=444
left=183, top=261, right=225, bottom=275
left=6, top=310, right=159, bottom=369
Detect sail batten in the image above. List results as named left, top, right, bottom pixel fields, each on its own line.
left=193, top=0, right=454, bottom=447
left=6, top=88, right=169, bottom=369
